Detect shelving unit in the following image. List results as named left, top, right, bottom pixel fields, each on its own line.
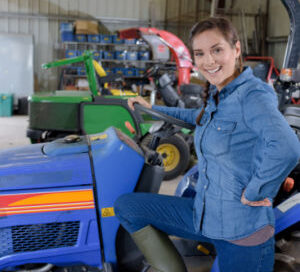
left=59, top=40, right=175, bottom=91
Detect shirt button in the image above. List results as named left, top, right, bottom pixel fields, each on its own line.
left=204, top=185, right=207, bottom=189
left=217, top=127, right=221, bottom=131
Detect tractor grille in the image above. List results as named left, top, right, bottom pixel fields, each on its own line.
left=0, top=221, right=80, bottom=257
left=0, top=228, right=13, bottom=256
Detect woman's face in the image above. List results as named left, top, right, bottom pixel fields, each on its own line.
left=192, top=29, right=241, bottom=91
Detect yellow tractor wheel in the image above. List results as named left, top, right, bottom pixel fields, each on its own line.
left=143, top=133, right=190, bottom=180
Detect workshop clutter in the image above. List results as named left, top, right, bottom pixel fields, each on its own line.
left=65, top=49, right=149, bottom=62
left=63, top=65, right=146, bottom=77
left=60, top=21, right=139, bottom=45
left=60, top=21, right=151, bottom=91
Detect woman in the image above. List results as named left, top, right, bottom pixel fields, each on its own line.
left=114, top=17, right=300, bottom=272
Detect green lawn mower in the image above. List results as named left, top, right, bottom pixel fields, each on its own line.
left=27, top=51, right=192, bottom=180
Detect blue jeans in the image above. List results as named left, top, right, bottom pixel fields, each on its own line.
left=114, top=193, right=275, bottom=272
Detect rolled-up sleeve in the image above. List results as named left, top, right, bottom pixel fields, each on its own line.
left=242, top=88, right=300, bottom=201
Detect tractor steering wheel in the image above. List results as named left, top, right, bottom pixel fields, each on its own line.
left=134, top=103, right=195, bottom=130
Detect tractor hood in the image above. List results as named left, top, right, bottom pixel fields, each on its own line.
left=0, top=136, right=92, bottom=191
left=0, top=127, right=145, bottom=192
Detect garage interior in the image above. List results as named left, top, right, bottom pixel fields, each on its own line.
left=0, top=0, right=299, bottom=272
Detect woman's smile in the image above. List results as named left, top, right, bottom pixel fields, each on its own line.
left=205, top=66, right=222, bottom=74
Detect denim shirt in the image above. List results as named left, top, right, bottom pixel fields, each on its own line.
left=152, top=67, right=300, bottom=240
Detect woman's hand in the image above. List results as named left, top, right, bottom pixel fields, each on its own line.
left=241, top=191, right=272, bottom=207
left=128, top=96, right=152, bottom=111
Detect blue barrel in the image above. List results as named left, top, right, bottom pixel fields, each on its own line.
left=103, top=51, right=114, bottom=60
left=138, top=51, right=150, bottom=60
left=88, top=35, right=100, bottom=43
left=100, top=34, right=112, bottom=44
left=126, top=51, right=138, bottom=61
left=65, top=50, right=77, bottom=58
left=112, top=35, right=124, bottom=44
left=115, top=51, right=127, bottom=60
left=75, top=34, right=87, bottom=42
left=61, top=31, right=75, bottom=42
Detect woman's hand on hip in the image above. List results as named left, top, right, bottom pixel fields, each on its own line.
left=128, top=96, right=152, bottom=111
left=241, top=191, right=272, bottom=207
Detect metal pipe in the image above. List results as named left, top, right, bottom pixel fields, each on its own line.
left=210, top=0, right=219, bottom=17
left=0, top=11, right=151, bottom=25
left=266, top=36, right=289, bottom=43
left=18, top=264, right=54, bottom=272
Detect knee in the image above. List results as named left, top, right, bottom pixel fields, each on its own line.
left=114, top=193, right=135, bottom=219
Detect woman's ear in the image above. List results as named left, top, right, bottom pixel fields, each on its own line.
left=235, top=41, right=241, bottom=58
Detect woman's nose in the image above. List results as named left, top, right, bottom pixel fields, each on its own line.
left=203, top=53, right=215, bottom=66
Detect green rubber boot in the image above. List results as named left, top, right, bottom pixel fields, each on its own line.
left=131, top=225, right=187, bottom=272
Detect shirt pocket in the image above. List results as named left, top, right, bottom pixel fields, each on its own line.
left=202, top=119, right=237, bottom=156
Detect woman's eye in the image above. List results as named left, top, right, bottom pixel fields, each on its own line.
left=213, top=48, right=222, bottom=54
left=194, top=52, right=203, bottom=57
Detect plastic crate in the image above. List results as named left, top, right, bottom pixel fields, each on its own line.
left=100, top=34, right=112, bottom=44
left=93, top=51, right=103, bottom=60
left=77, top=67, right=86, bottom=75
left=113, top=67, right=125, bottom=75
left=126, top=51, right=138, bottom=61
left=0, top=94, right=13, bottom=117
left=103, top=51, right=114, bottom=60
left=104, top=68, right=112, bottom=75
left=124, top=67, right=136, bottom=77
left=75, top=34, right=87, bottom=42
left=136, top=68, right=146, bottom=77
left=60, top=22, right=73, bottom=32
left=138, top=51, right=150, bottom=61
left=115, top=51, right=126, bottom=60
left=61, top=31, right=75, bottom=42
left=76, top=50, right=84, bottom=57
left=112, top=35, right=124, bottom=44
left=65, top=50, right=77, bottom=58
left=87, top=34, right=100, bottom=43
left=124, top=38, right=137, bottom=45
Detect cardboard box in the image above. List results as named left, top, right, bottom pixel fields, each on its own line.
left=75, top=20, right=99, bottom=34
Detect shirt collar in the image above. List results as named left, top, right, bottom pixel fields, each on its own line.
left=211, top=66, right=253, bottom=101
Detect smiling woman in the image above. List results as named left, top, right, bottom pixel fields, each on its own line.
left=114, top=17, right=300, bottom=272
left=190, top=17, right=243, bottom=125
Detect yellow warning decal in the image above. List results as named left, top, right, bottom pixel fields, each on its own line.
left=101, top=207, right=115, bottom=217
left=90, top=134, right=108, bottom=141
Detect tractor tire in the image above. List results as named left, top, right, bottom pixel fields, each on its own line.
left=142, top=133, right=190, bottom=180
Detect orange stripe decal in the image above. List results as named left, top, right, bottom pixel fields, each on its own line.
left=0, top=189, right=95, bottom=217
left=10, top=190, right=94, bottom=206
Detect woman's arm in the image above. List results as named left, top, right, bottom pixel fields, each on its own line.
left=241, top=87, right=300, bottom=202
left=128, top=96, right=200, bottom=125
left=152, top=105, right=199, bottom=125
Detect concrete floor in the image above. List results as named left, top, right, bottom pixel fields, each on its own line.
left=0, top=115, right=213, bottom=272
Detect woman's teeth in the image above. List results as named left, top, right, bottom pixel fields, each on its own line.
left=207, top=67, right=221, bottom=74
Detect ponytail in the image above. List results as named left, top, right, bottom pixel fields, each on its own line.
left=196, top=81, right=210, bottom=125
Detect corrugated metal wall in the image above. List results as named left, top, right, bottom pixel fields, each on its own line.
left=165, top=0, right=269, bottom=55
left=164, top=0, right=293, bottom=69
left=0, top=0, right=166, bottom=91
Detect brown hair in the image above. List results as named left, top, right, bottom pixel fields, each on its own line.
left=190, top=17, right=243, bottom=125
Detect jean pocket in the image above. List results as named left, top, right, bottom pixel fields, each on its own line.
left=203, top=119, right=237, bottom=156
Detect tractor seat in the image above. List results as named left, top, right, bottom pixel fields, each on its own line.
left=180, top=84, right=204, bottom=109
left=180, top=83, right=204, bottom=96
